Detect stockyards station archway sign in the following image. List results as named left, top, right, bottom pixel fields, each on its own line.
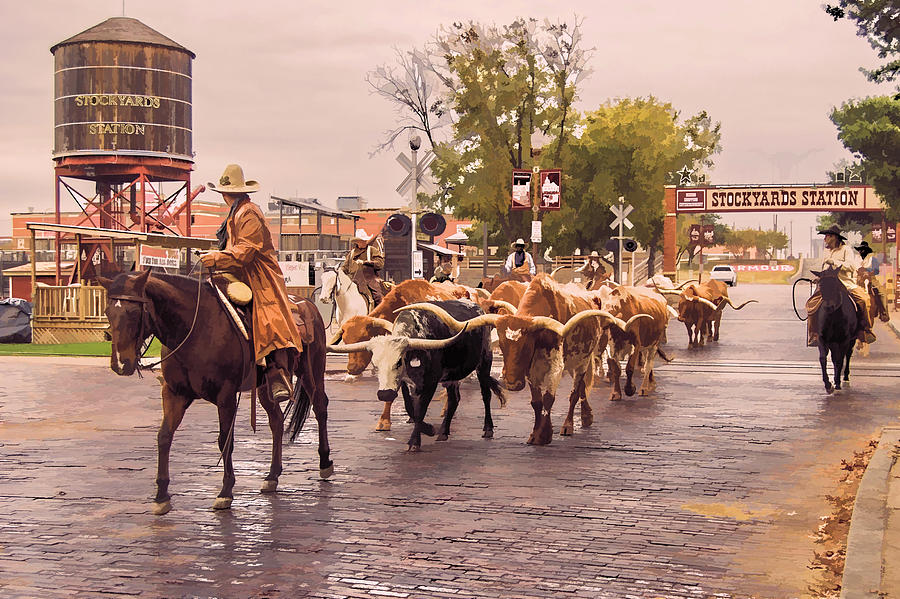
left=662, top=184, right=890, bottom=278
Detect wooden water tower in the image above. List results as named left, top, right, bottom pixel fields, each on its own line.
left=49, top=17, right=202, bottom=282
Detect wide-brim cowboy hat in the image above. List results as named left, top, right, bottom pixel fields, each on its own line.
left=512, top=238, right=526, bottom=247
left=353, top=228, right=372, bottom=242
left=208, top=164, right=260, bottom=194
left=589, top=251, right=599, bottom=257
left=817, top=224, right=846, bottom=241
left=855, top=240, right=874, bottom=256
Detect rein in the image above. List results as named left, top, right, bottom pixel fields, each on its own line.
left=791, top=277, right=815, bottom=321
left=109, top=264, right=205, bottom=376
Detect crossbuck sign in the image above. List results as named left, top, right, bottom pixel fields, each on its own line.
left=609, top=202, right=634, bottom=231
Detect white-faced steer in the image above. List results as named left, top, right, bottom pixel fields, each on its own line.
left=327, top=299, right=504, bottom=451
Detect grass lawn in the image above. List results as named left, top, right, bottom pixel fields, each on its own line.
left=0, top=338, right=162, bottom=357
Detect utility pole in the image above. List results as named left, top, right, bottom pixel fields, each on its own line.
left=410, top=136, right=419, bottom=279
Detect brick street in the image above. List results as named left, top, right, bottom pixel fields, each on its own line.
left=2, top=284, right=899, bottom=598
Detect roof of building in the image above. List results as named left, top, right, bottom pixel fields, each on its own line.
left=270, top=196, right=358, bottom=220
left=51, top=17, right=195, bottom=58
left=3, top=262, right=75, bottom=276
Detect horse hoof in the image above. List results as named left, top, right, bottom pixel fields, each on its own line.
left=406, top=445, right=421, bottom=453
left=825, top=385, right=834, bottom=395
left=436, top=434, right=449, bottom=442
left=212, top=496, right=233, bottom=510
left=559, top=425, right=573, bottom=436
left=151, top=500, right=171, bottom=516
left=320, top=464, right=334, bottom=479
left=260, top=480, right=278, bottom=493
left=482, top=429, right=494, bottom=439
left=375, top=420, right=391, bottom=432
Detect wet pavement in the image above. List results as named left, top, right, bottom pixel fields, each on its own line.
left=2, top=283, right=900, bottom=598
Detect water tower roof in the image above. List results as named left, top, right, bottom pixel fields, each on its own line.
left=51, top=17, right=195, bottom=58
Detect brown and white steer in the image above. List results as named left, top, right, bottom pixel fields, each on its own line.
left=329, top=279, right=470, bottom=430
left=419, top=274, right=647, bottom=445
left=656, top=281, right=756, bottom=347
left=593, top=286, right=674, bottom=401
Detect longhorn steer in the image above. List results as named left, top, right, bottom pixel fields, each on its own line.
left=330, top=279, right=471, bottom=431
left=656, top=280, right=756, bottom=347
left=594, top=286, right=673, bottom=401
left=328, top=300, right=504, bottom=451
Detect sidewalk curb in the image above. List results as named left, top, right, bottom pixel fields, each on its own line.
left=888, top=320, right=900, bottom=341
left=841, top=426, right=900, bottom=598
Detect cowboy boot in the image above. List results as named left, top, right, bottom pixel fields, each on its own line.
left=265, top=349, right=294, bottom=402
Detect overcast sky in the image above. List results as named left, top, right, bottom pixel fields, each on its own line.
left=0, top=0, right=892, bottom=254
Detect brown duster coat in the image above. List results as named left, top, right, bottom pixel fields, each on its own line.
left=207, top=198, right=301, bottom=363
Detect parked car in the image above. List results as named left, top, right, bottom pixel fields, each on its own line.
left=709, top=265, right=737, bottom=286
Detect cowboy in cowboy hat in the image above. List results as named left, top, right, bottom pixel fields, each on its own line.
left=342, top=227, right=385, bottom=308
left=805, top=224, right=875, bottom=346
left=855, top=240, right=890, bottom=324
left=574, top=250, right=609, bottom=288
left=504, top=238, right=536, bottom=276
left=198, top=164, right=302, bottom=401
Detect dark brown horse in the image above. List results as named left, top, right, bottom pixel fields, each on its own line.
left=98, top=269, right=333, bottom=515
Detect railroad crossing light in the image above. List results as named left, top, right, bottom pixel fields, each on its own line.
left=418, top=212, right=446, bottom=236
left=385, top=213, right=412, bottom=236
left=623, top=238, right=638, bottom=252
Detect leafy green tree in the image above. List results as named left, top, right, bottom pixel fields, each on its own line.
left=825, top=2, right=900, bottom=217
left=722, top=228, right=757, bottom=259
left=675, top=214, right=728, bottom=266
left=426, top=19, right=596, bottom=245
left=756, top=229, right=789, bottom=259
left=542, top=97, right=721, bottom=272
left=825, top=1, right=899, bottom=87
left=830, top=97, right=900, bottom=217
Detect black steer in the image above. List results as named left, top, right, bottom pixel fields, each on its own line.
left=328, top=299, right=504, bottom=451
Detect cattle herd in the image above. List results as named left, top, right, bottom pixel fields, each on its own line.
left=327, top=272, right=758, bottom=451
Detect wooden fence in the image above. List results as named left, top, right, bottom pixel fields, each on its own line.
left=32, top=285, right=109, bottom=344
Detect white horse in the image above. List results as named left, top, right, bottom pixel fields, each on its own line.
left=319, top=267, right=369, bottom=329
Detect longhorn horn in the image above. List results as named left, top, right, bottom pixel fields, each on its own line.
left=721, top=297, right=758, bottom=311
left=565, top=309, right=623, bottom=335
left=675, top=279, right=699, bottom=290
left=329, top=329, right=344, bottom=345
left=526, top=316, right=565, bottom=336
left=623, top=313, right=653, bottom=335
left=549, top=265, right=570, bottom=279
left=327, top=338, right=375, bottom=353
left=406, top=324, right=470, bottom=350
left=368, top=317, right=394, bottom=334
left=695, top=296, right=719, bottom=310
left=489, top=299, right=518, bottom=314
left=395, top=302, right=501, bottom=332
left=655, top=288, right=683, bottom=297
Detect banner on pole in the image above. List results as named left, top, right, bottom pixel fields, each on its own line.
left=511, top=170, right=532, bottom=210
left=538, top=169, right=561, bottom=210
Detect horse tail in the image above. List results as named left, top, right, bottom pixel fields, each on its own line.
left=286, top=384, right=312, bottom=443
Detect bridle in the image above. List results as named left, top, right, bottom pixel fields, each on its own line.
left=320, top=267, right=340, bottom=328
left=107, top=267, right=204, bottom=376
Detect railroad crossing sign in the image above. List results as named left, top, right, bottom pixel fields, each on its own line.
left=396, top=150, right=436, bottom=197
left=609, top=202, right=634, bottom=230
